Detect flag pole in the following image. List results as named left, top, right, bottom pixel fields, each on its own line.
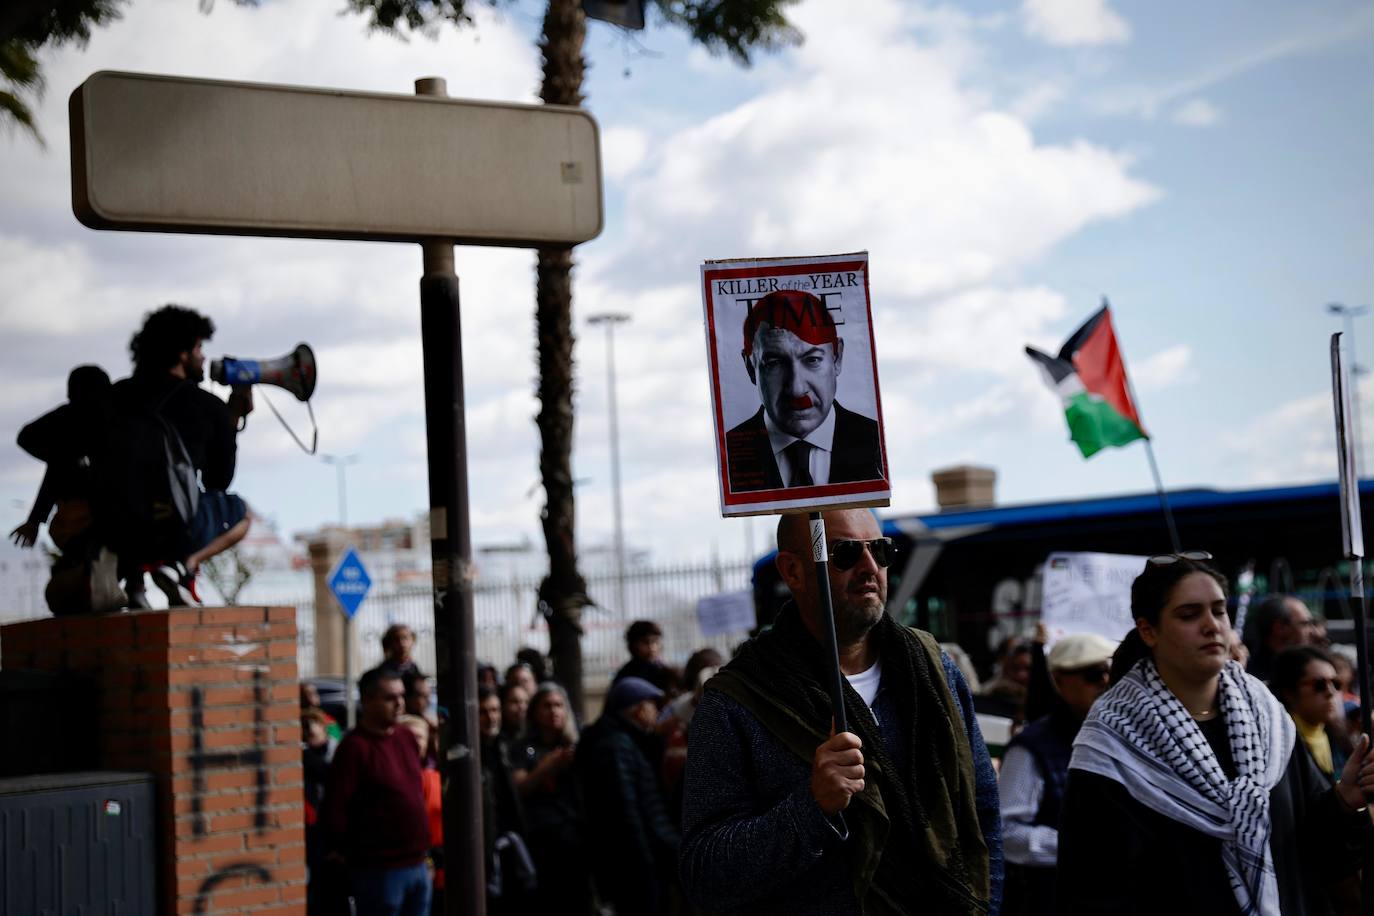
left=1142, top=437, right=1182, bottom=554
left=1109, top=297, right=1183, bottom=554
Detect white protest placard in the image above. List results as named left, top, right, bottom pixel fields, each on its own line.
left=696, top=590, right=758, bottom=638
left=700, top=252, right=891, bottom=517
left=1041, top=551, right=1149, bottom=647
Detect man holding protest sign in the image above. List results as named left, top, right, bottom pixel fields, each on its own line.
left=679, top=507, right=1002, bottom=915
left=686, top=253, right=995, bottom=913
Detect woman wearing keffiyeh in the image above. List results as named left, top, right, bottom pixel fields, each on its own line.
left=1057, top=553, right=1374, bottom=916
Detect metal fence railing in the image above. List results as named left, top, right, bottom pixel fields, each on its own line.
left=294, top=559, right=757, bottom=689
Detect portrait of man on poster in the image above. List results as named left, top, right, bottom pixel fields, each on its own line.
left=725, top=289, right=884, bottom=493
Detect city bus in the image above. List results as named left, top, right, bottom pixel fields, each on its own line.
left=751, top=480, right=1374, bottom=676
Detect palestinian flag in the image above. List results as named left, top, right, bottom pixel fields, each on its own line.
left=1026, top=305, right=1146, bottom=458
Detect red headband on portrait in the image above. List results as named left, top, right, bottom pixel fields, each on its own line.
left=741, top=289, right=838, bottom=357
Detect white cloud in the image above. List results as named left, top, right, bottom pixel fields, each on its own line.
left=1092, top=8, right=1374, bottom=120
left=601, top=126, right=649, bottom=181
left=1132, top=344, right=1196, bottom=391
left=1218, top=372, right=1374, bottom=488
left=1021, top=0, right=1131, bottom=47
left=1172, top=98, right=1222, bottom=127
left=1010, top=81, right=1068, bottom=122
left=1220, top=391, right=1335, bottom=486
left=600, top=4, right=1157, bottom=303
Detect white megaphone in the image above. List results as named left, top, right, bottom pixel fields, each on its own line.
left=210, top=343, right=317, bottom=402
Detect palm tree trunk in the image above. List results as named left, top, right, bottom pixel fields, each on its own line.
left=536, top=0, right=590, bottom=715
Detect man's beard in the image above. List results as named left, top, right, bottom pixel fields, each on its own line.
left=832, top=590, right=885, bottom=645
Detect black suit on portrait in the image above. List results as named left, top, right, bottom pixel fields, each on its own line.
left=724, top=402, right=884, bottom=493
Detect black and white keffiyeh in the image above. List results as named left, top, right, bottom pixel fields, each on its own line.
left=1070, top=658, right=1296, bottom=916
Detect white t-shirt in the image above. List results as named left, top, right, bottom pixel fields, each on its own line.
left=845, top=657, right=882, bottom=711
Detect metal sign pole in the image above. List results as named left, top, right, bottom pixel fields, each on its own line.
left=343, top=613, right=354, bottom=730
left=1332, top=333, right=1372, bottom=736
left=808, top=512, right=847, bottom=734
left=329, top=548, right=370, bottom=729
left=1330, top=332, right=1373, bottom=916
left=418, top=70, right=484, bottom=916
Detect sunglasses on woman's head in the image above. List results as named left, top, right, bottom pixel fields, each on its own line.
left=827, top=537, right=896, bottom=571
left=1147, top=550, right=1214, bottom=566
left=1302, top=677, right=1340, bottom=693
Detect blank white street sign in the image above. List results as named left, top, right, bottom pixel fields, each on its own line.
left=70, top=70, right=603, bottom=246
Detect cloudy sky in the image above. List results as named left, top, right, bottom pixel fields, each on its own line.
left=2, top=0, right=1372, bottom=577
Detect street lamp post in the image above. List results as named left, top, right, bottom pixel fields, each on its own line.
left=1329, top=304, right=1369, bottom=477
left=588, top=312, right=631, bottom=615
left=321, top=453, right=359, bottom=527
left=321, top=452, right=359, bottom=727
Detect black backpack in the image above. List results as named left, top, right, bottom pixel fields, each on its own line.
left=95, top=382, right=203, bottom=565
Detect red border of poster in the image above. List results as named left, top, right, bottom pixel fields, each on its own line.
left=701, top=252, right=891, bottom=517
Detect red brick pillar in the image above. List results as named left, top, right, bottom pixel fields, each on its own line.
left=1, top=607, right=307, bottom=915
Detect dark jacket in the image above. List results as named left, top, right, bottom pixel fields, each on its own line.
left=1001, top=708, right=1079, bottom=916
left=613, top=656, right=677, bottom=693
left=577, top=712, right=680, bottom=916
left=95, top=374, right=237, bottom=565
left=113, top=374, right=237, bottom=491
left=679, top=645, right=1002, bottom=916
left=724, top=402, right=884, bottom=492
left=1057, top=739, right=1372, bottom=916
left=481, top=735, right=526, bottom=851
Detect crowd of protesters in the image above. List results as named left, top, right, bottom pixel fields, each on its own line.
left=296, top=529, right=1374, bottom=916
left=299, top=619, right=722, bottom=916
left=477, top=618, right=720, bottom=916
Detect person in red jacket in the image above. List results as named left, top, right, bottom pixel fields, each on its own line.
left=324, top=668, right=432, bottom=916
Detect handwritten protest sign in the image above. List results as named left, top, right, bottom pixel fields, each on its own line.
left=1041, top=551, right=1149, bottom=647
left=701, top=252, right=890, bottom=517
left=696, top=590, right=757, bottom=638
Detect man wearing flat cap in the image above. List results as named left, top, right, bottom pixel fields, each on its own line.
left=577, top=677, right=680, bottom=916
left=726, top=289, right=884, bottom=492
left=999, top=632, right=1116, bottom=916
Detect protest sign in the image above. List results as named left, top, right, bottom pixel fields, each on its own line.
left=696, top=589, right=757, bottom=638
left=1041, top=551, right=1148, bottom=647
left=701, top=252, right=891, bottom=517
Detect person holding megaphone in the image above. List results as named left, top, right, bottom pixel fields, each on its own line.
left=12, top=302, right=317, bottom=612
left=105, top=304, right=255, bottom=607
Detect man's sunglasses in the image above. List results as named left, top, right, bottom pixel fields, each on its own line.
left=828, top=537, right=896, bottom=571
left=1147, top=550, right=1214, bottom=566
left=1302, top=677, right=1341, bottom=693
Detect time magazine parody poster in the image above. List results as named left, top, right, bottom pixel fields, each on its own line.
left=701, top=252, right=891, bottom=517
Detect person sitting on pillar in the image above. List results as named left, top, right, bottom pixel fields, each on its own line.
left=107, top=304, right=252, bottom=606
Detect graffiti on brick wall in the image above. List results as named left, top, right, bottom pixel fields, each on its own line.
left=193, top=861, right=272, bottom=914
left=189, top=667, right=268, bottom=837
